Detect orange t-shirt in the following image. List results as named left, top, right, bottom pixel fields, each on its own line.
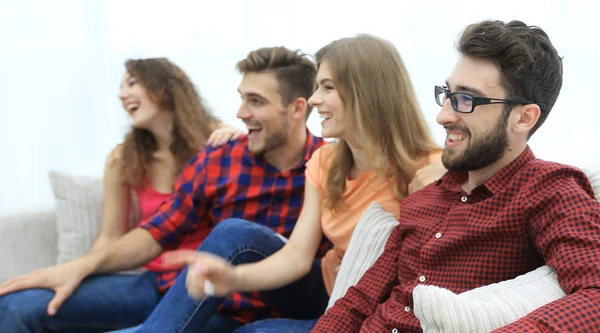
left=305, top=143, right=441, bottom=295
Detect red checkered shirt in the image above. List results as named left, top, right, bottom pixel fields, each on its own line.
left=140, top=131, right=329, bottom=324
left=312, top=146, right=600, bottom=332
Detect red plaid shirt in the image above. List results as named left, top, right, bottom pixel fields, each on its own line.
left=313, top=146, right=600, bottom=332
left=140, top=131, right=328, bottom=323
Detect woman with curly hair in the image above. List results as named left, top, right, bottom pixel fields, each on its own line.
left=92, top=58, right=244, bottom=274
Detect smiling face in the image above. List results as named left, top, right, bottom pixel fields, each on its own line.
left=308, top=62, right=347, bottom=140
left=236, top=72, right=292, bottom=155
left=118, top=72, right=164, bottom=129
left=436, top=56, right=512, bottom=172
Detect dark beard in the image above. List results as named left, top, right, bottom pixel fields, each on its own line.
left=442, top=112, right=509, bottom=172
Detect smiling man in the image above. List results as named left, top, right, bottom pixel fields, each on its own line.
left=312, top=20, right=600, bottom=332
left=0, top=46, right=327, bottom=333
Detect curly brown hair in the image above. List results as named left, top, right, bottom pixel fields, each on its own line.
left=120, top=58, right=219, bottom=186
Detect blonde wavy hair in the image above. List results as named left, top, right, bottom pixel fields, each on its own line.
left=315, top=34, right=440, bottom=210
left=120, top=58, right=219, bottom=186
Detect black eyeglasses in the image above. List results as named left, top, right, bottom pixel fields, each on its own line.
left=434, top=85, right=546, bottom=113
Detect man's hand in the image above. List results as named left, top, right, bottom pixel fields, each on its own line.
left=0, top=260, right=91, bottom=315
left=164, top=250, right=237, bottom=299
left=408, top=159, right=447, bottom=194
left=206, top=126, right=246, bottom=147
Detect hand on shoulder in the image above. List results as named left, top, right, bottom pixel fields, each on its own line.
left=408, top=153, right=446, bottom=194
left=206, top=125, right=246, bottom=147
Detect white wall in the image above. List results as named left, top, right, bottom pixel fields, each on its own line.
left=1, top=0, right=598, bottom=214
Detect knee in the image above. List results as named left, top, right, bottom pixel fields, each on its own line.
left=212, top=218, right=278, bottom=242
left=196, top=218, right=254, bottom=253
left=199, top=218, right=278, bottom=255
left=0, top=289, right=50, bottom=329
left=213, top=218, right=250, bottom=234
left=211, top=218, right=271, bottom=240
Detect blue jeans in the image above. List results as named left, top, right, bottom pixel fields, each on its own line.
left=108, top=314, right=241, bottom=333
left=112, top=318, right=318, bottom=333
left=131, top=218, right=329, bottom=333
left=234, top=319, right=318, bottom=333
left=0, top=271, right=161, bottom=333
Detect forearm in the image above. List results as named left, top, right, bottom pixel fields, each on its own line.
left=90, top=235, right=119, bottom=252
left=233, top=245, right=313, bottom=292
left=85, top=228, right=163, bottom=274
left=493, top=288, right=600, bottom=332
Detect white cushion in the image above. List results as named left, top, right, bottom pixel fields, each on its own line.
left=582, top=164, right=600, bottom=199
left=49, top=170, right=105, bottom=263
left=413, top=265, right=566, bottom=333
left=327, top=201, right=399, bottom=309
left=0, top=209, right=57, bottom=282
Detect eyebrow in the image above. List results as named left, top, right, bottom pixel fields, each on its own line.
left=238, top=90, right=269, bottom=103
left=119, top=76, right=134, bottom=89
left=318, top=78, right=335, bottom=86
left=445, top=80, right=486, bottom=97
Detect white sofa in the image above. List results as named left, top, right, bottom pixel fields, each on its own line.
left=0, top=170, right=109, bottom=283
left=2, top=165, right=599, bottom=287
left=0, top=209, right=57, bottom=283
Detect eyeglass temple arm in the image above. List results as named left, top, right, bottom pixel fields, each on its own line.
left=476, top=97, right=546, bottom=111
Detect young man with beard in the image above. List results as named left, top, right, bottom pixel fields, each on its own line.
left=312, top=20, right=600, bottom=332
left=0, top=46, right=329, bottom=333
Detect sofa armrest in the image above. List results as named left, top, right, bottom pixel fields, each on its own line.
left=0, top=209, right=57, bottom=283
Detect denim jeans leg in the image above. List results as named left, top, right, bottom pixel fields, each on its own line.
left=0, top=271, right=161, bottom=333
left=233, top=318, right=319, bottom=333
left=136, top=218, right=291, bottom=333
left=260, top=259, right=329, bottom=320
left=231, top=260, right=329, bottom=333
left=107, top=314, right=241, bottom=333
left=105, top=326, right=141, bottom=333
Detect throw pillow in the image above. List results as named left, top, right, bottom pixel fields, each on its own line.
left=582, top=165, right=600, bottom=199
left=49, top=170, right=105, bottom=263
left=412, top=265, right=566, bottom=333
left=327, top=201, right=399, bottom=309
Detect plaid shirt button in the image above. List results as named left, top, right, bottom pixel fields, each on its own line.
left=418, top=275, right=426, bottom=282
left=392, top=329, right=399, bottom=333
left=435, top=232, right=442, bottom=238
left=403, top=306, right=410, bottom=312
left=461, top=195, right=468, bottom=202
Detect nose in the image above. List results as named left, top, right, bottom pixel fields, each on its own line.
left=236, top=102, right=251, bottom=120
left=308, top=91, right=322, bottom=108
left=118, top=87, right=128, bottom=101
left=436, top=98, right=461, bottom=126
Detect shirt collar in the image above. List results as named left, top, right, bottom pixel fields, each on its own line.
left=302, top=128, right=323, bottom=162
left=437, top=146, right=536, bottom=195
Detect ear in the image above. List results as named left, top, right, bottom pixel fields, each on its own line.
left=288, top=97, right=308, bottom=120
left=513, top=104, right=541, bottom=134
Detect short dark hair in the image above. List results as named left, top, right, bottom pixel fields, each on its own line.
left=458, top=20, right=563, bottom=138
left=236, top=47, right=316, bottom=120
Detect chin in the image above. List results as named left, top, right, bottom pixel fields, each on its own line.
left=131, top=123, right=151, bottom=130
left=130, top=116, right=156, bottom=130
left=321, top=129, right=338, bottom=139
left=247, top=142, right=264, bottom=154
